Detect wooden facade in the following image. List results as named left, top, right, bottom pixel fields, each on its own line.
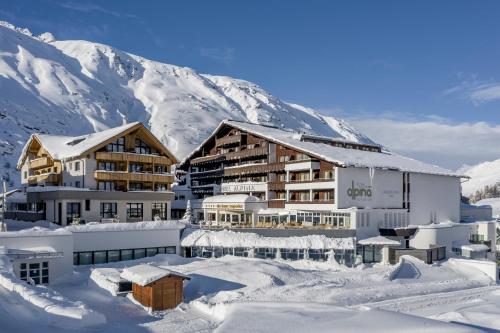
left=131, top=275, right=188, bottom=311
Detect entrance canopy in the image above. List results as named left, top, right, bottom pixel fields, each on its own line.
left=358, top=236, right=401, bottom=246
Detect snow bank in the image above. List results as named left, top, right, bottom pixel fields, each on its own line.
left=447, top=258, right=498, bottom=283
left=214, top=302, right=478, bottom=333
left=181, top=229, right=355, bottom=250
left=0, top=226, right=70, bottom=238
left=0, top=256, right=106, bottom=329
left=65, top=220, right=185, bottom=233
left=90, top=268, right=122, bottom=296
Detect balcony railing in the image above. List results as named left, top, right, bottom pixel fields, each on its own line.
left=268, top=181, right=285, bottom=191
left=268, top=199, right=286, bottom=208
left=225, top=145, right=268, bottom=160
left=215, top=134, right=242, bottom=147
left=223, top=162, right=285, bottom=177
left=94, top=170, right=174, bottom=183
left=191, top=154, right=226, bottom=165
left=28, top=156, right=52, bottom=170
left=95, top=151, right=172, bottom=166
left=28, top=173, right=60, bottom=185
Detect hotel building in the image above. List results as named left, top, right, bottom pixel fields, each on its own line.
left=176, top=120, right=472, bottom=262
left=16, top=122, right=177, bottom=225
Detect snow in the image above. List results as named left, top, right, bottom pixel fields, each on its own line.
left=202, top=194, right=261, bottom=204
left=0, top=255, right=105, bottom=329
left=90, top=268, right=123, bottom=296
left=121, top=264, right=189, bottom=286
left=358, top=236, right=401, bottom=246
left=461, top=243, right=490, bottom=252
left=181, top=229, right=355, bottom=250
left=0, top=252, right=498, bottom=332
left=0, top=226, right=71, bottom=238
left=459, top=158, right=500, bottom=196
left=216, top=302, right=477, bottom=333
left=65, top=220, right=185, bottom=233
left=0, top=21, right=374, bottom=188
left=476, top=197, right=500, bottom=216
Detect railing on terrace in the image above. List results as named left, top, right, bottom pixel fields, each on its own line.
left=215, top=134, right=243, bottom=147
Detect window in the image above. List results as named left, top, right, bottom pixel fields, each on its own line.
left=66, top=202, right=81, bottom=224
left=106, top=137, right=125, bottom=152
left=75, top=181, right=81, bottom=188
left=152, top=203, right=167, bottom=220
left=98, top=181, right=115, bottom=191
left=135, top=138, right=152, bottom=154
left=108, top=250, right=120, bottom=262
left=85, top=199, right=90, bottom=211
left=98, top=162, right=116, bottom=171
left=120, top=249, right=133, bottom=261
left=129, top=163, right=144, bottom=173
left=127, top=203, right=143, bottom=219
left=79, top=252, right=92, bottom=265
left=94, top=251, right=107, bottom=264
left=129, top=182, right=145, bottom=191
left=23, top=171, right=27, bottom=179
left=146, top=248, right=158, bottom=257
left=133, top=249, right=146, bottom=259
left=19, top=262, right=48, bottom=285
left=100, top=202, right=117, bottom=218
left=75, top=161, right=80, bottom=171
left=324, top=170, right=334, bottom=179
left=155, top=165, right=167, bottom=174
left=155, top=183, right=168, bottom=191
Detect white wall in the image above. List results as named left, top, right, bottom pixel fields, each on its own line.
left=410, top=223, right=471, bottom=251
left=0, top=232, right=73, bottom=284
left=72, top=228, right=183, bottom=254
left=409, top=173, right=461, bottom=225
left=337, top=168, right=403, bottom=209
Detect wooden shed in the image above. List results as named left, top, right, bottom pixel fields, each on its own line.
left=121, top=264, right=190, bottom=311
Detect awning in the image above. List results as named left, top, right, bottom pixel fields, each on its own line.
left=358, top=236, right=401, bottom=246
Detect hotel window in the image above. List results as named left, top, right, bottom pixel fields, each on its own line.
left=127, top=203, right=143, bottom=219
left=324, top=170, right=334, bottom=180
left=100, top=202, right=117, bottom=218
left=106, top=137, right=125, bottom=152
left=75, top=181, right=81, bottom=188
left=135, top=138, right=152, bottom=155
left=129, top=182, right=143, bottom=191
left=98, top=162, right=116, bottom=171
left=298, top=191, right=310, bottom=201
left=129, top=163, right=144, bottom=173
left=98, top=181, right=115, bottom=191
left=295, top=153, right=309, bottom=161
left=155, top=165, right=167, bottom=174
left=75, top=161, right=80, bottom=171
left=279, top=155, right=291, bottom=162
left=66, top=202, right=81, bottom=224
left=152, top=203, right=167, bottom=220
left=23, top=171, right=27, bottom=179
left=155, top=183, right=168, bottom=191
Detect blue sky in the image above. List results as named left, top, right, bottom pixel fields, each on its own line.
left=2, top=0, right=500, bottom=168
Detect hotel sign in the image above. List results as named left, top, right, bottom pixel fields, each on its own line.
left=221, top=182, right=267, bottom=193
left=203, top=203, right=244, bottom=209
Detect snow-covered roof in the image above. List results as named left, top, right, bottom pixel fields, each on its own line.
left=181, top=229, right=355, bottom=250
left=182, top=120, right=464, bottom=177
left=202, top=194, right=262, bottom=204
left=17, top=122, right=140, bottom=167
left=120, top=264, right=189, bottom=286
left=0, top=226, right=71, bottom=238
left=461, top=243, right=490, bottom=252
left=65, top=220, right=185, bottom=233
left=358, top=236, right=401, bottom=246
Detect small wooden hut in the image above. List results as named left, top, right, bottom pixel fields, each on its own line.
left=121, top=264, right=190, bottom=311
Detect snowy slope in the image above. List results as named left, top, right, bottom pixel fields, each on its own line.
left=0, top=21, right=374, bottom=187
left=459, top=158, right=500, bottom=196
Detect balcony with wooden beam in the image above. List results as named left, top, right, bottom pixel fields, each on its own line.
left=28, top=156, right=53, bottom=170
left=95, top=151, right=172, bottom=166
left=215, top=134, right=242, bottom=147
left=94, top=171, right=174, bottom=183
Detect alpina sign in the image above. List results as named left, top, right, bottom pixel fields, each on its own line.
left=221, top=183, right=267, bottom=193
left=347, top=181, right=373, bottom=200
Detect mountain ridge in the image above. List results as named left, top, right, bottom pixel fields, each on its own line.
left=0, top=21, right=374, bottom=187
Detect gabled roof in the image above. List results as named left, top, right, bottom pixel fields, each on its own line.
left=120, top=264, right=190, bottom=286
left=181, top=119, right=465, bottom=178
left=17, top=122, right=178, bottom=168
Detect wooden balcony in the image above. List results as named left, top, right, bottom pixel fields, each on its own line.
left=94, top=171, right=174, bottom=183
left=268, top=199, right=286, bottom=208
left=28, top=173, right=60, bottom=185
left=225, top=145, right=268, bottom=160
left=268, top=181, right=285, bottom=191
left=224, top=162, right=285, bottom=177
left=191, top=154, right=226, bottom=166
left=95, top=151, right=172, bottom=166
left=28, top=156, right=52, bottom=170
left=215, top=134, right=242, bottom=147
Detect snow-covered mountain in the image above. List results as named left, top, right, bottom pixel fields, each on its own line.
left=459, top=158, right=500, bottom=197
left=0, top=21, right=374, bottom=187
